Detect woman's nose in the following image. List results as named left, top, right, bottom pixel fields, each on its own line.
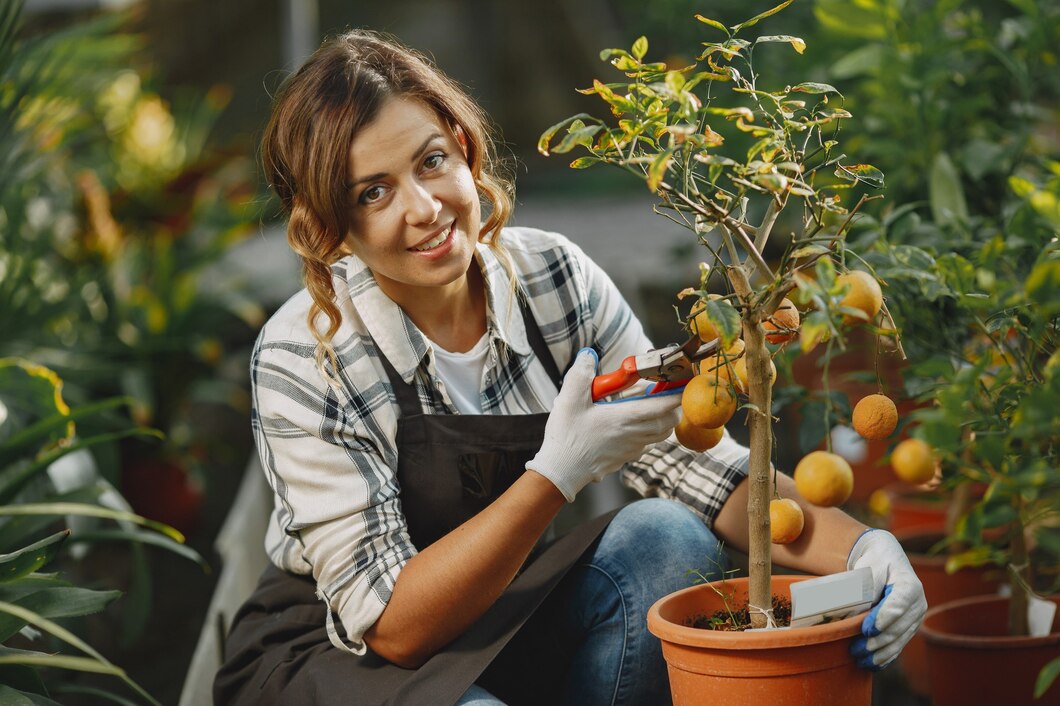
left=404, top=179, right=441, bottom=226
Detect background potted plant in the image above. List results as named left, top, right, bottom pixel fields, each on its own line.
left=539, top=2, right=899, bottom=702
left=811, top=0, right=1060, bottom=697
left=881, top=166, right=1060, bottom=705
left=1, top=2, right=259, bottom=700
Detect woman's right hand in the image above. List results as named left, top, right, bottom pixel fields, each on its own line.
left=527, top=347, right=682, bottom=501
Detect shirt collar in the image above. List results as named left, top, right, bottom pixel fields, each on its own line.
left=339, top=239, right=530, bottom=385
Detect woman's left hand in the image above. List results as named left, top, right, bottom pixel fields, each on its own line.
left=846, top=529, right=927, bottom=670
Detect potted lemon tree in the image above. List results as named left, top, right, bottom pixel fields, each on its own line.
left=539, top=2, right=900, bottom=702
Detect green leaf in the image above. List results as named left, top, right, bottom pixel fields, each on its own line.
left=0, top=504, right=184, bottom=543
left=753, top=173, right=789, bottom=193
left=834, top=164, right=885, bottom=189
left=929, top=152, right=969, bottom=226
left=1009, top=175, right=1036, bottom=199
left=1036, top=656, right=1060, bottom=699
left=664, top=70, right=685, bottom=95
left=694, top=14, right=729, bottom=35
left=537, top=113, right=593, bottom=156
left=0, top=652, right=121, bottom=676
left=0, top=359, right=71, bottom=449
left=598, top=47, right=631, bottom=62
left=632, top=35, right=648, bottom=61
left=0, top=586, right=121, bottom=642
left=0, top=531, right=68, bottom=583
left=704, top=299, right=742, bottom=347
left=69, top=527, right=206, bottom=568
left=1025, top=259, right=1060, bottom=316
left=754, top=35, right=806, bottom=54
left=791, top=244, right=831, bottom=259
left=0, top=395, right=131, bottom=471
left=944, top=546, right=996, bottom=574
left=552, top=123, right=602, bottom=154
left=791, top=82, right=841, bottom=95
left=800, top=310, right=831, bottom=353
left=569, top=157, right=599, bottom=169
left=815, top=255, right=838, bottom=288
left=731, top=0, right=796, bottom=34
left=646, top=149, right=673, bottom=192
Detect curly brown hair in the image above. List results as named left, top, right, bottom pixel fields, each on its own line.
left=261, top=29, right=514, bottom=373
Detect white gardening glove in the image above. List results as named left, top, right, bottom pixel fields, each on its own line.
left=527, top=348, right=682, bottom=502
left=846, top=528, right=927, bottom=670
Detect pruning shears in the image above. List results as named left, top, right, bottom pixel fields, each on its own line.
left=591, top=335, right=722, bottom=402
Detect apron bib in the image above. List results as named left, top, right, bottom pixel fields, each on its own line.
left=215, top=295, right=617, bottom=706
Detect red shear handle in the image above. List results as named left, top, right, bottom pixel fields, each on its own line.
left=591, top=356, right=640, bottom=402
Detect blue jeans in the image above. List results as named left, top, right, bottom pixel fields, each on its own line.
left=456, top=498, right=728, bottom=706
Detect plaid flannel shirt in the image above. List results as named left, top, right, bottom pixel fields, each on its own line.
left=250, top=226, right=750, bottom=653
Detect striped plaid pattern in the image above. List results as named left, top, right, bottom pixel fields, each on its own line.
left=250, top=226, right=749, bottom=653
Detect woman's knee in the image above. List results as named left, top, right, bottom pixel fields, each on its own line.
left=598, top=498, right=728, bottom=589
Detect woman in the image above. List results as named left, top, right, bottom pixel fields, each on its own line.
left=214, top=30, right=926, bottom=706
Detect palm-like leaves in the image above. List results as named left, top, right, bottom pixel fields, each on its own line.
left=0, top=5, right=199, bottom=702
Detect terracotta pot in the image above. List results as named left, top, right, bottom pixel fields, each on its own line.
left=884, top=483, right=989, bottom=535
left=921, top=593, right=1060, bottom=706
left=647, top=575, right=871, bottom=706
left=885, top=486, right=949, bottom=534
left=893, top=529, right=1004, bottom=696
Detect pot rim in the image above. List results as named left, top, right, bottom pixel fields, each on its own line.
left=920, top=593, right=1060, bottom=649
left=647, top=574, right=866, bottom=650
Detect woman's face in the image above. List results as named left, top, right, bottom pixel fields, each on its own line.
left=344, top=96, right=482, bottom=305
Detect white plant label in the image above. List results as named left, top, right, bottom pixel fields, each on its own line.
left=1028, top=595, right=1056, bottom=638
left=788, top=567, right=875, bottom=629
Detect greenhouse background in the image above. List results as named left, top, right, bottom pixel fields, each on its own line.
left=2, top=0, right=1057, bottom=704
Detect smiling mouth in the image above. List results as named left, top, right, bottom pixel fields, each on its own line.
left=410, top=223, right=453, bottom=252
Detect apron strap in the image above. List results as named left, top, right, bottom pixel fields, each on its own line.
left=378, top=286, right=566, bottom=418
left=517, top=290, right=564, bottom=390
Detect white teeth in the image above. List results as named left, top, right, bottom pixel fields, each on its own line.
left=412, top=225, right=451, bottom=251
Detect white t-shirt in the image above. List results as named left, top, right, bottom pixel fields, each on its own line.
left=429, top=332, right=490, bottom=414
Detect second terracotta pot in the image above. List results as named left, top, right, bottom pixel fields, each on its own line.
left=921, top=593, right=1060, bottom=706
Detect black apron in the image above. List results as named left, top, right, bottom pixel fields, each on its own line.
left=214, top=296, right=618, bottom=706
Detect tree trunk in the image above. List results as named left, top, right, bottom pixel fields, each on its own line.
left=1008, top=520, right=1030, bottom=636
left=743, top=314, right=774, bottom=628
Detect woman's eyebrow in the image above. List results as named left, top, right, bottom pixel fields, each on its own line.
left=348, top=132, right=444, bottom=188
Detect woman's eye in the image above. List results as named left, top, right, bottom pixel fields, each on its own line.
left=424, top=152, right=446, bottom=170
left=360, top=185, right=386, bottom=204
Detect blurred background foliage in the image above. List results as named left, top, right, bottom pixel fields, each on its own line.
left=1, top=0, right=1057, bottom=703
